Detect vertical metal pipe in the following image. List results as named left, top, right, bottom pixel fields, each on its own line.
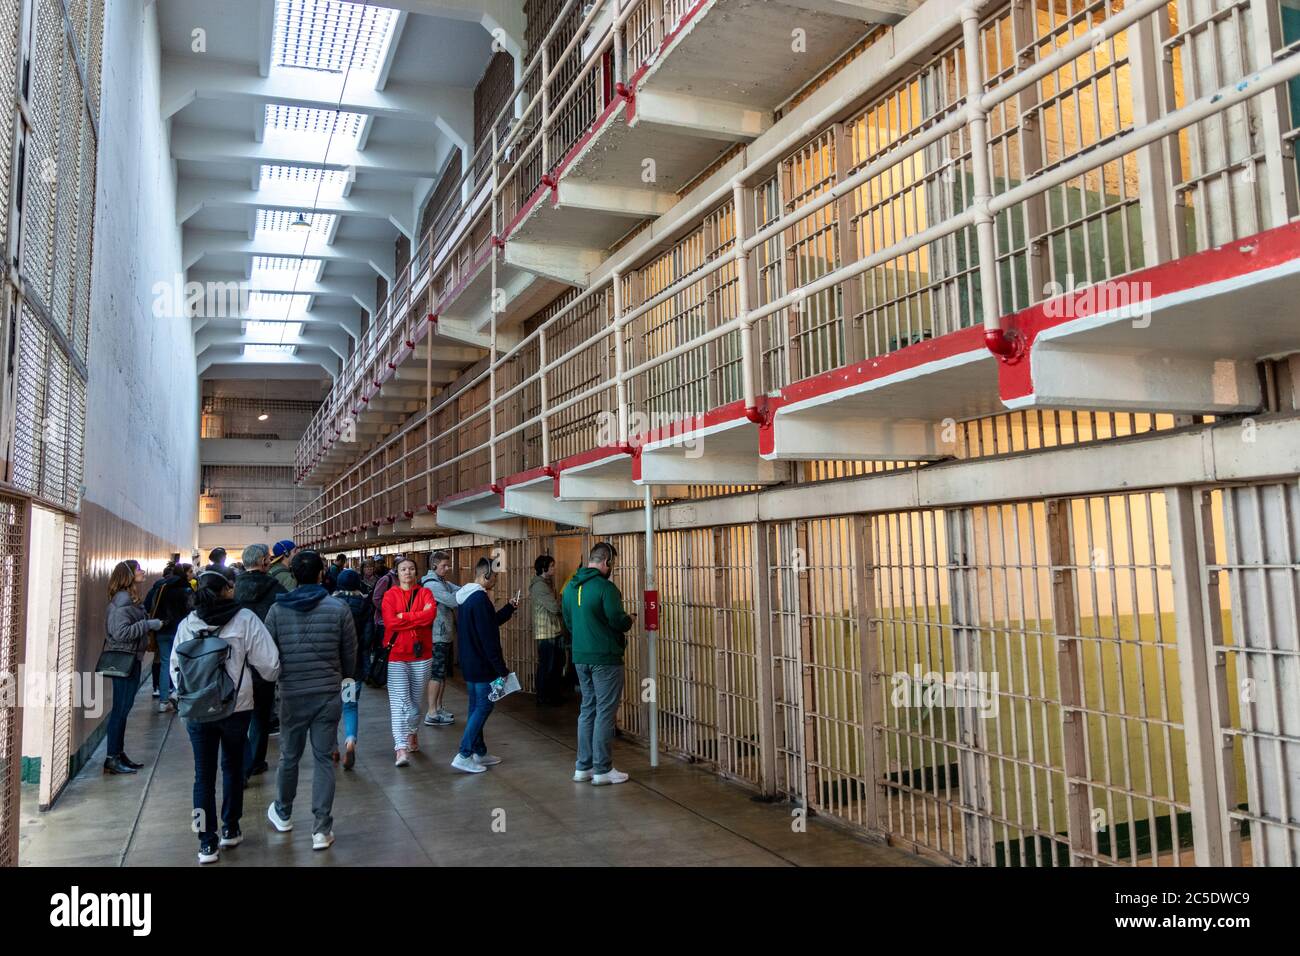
left=612, top=0, right=624, bottom=89
left=611, top=273, right=629, bottom=444
left=731, top=182, right=760, bottom=419
left=644, top=482, right=658, bottom=768
left=539, top=329, right=550, bottom=467
left=541, top=45, right=551, bottom=174
left=960, top=4, right=1009, bottom=360
left=489, top=128, right=499, bottom=486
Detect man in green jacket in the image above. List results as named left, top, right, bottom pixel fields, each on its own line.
left=561, top=541, right=635, bottom=785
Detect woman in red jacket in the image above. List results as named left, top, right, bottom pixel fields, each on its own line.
left=380, top=557, right=437, bottom=766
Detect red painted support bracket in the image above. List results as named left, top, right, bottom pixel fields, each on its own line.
left=490, top=235, right=506, bottom=250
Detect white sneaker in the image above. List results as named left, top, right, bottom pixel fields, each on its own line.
left=197, top=844, right=219, bottom=864
left=473, top=753, right=502, bottom=767
left=312, top=831, right=334, bottom=851
left=266, top=803, right=292, bottom=832
left=573, top=769, right=593, bottom=782
left=451, top=753, right=486, bottom=774
left=394, top=749, right=409, bottom=768
left=591, top=768, right=629, bottom=786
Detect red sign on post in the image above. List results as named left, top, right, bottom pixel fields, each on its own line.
left=643, top=589, right=660, bottom=631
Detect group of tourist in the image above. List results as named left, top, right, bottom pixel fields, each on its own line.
left=99, top=540, right=635, bottom=863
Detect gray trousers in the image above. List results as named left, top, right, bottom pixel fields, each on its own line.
left=275, top=691, right=342, bottom=835
left=575, top=663, right=624, bottom=775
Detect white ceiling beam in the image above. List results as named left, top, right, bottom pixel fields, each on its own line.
left=257, top=0, right=274, bottom=77
left=196, top=326, right=352, bottom=361
left=183, top=228, right=395, bottom=283
left=161, top=55, right=474, bottom=151
left=177, top=178, right=416, bottom=238
left=196, top=345, right=340, bottom=378
left=186, top=270, right=377, bottom=313
left=171, top=124, right=451, bottom=179
left=192, top=307, right=362, bottom=341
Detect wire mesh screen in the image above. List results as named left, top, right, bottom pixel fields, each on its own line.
left=0, top=496, right=25, bottom=868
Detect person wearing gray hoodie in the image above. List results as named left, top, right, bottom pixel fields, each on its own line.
left=102, top=560, right=163, bottom=775
left=421, top=550, right=460, bottom=726
left=262, top=550, right=356, bottom=850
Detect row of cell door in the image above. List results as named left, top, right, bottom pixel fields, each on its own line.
left=614, top=483, right=1296, bottom=866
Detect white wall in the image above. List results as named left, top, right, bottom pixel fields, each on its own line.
left=84, top=0, right=198, bottom=549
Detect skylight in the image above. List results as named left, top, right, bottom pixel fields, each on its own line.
left=256, top=209, right=337, bottom=237
left=247, top=292, right=309, bottom=316
left=260, top=164, right=351, bottom=200
left=271, top=0, right=398, bottom=76
left=252, top=255, right=324, bottom=283
left=243, top=344, right=298, bottom=356
left=244, top=319, right=305, bottom=340
left=264, top=104, right=364, bottom=146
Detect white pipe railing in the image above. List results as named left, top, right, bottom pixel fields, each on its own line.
left=296, top=0, right=1300, bottom=540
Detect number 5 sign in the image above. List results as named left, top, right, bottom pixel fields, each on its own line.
left=643, top=590, right=659, bottom=631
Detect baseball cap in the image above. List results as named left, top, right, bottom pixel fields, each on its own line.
left=272, top=539, right=296, bottom=559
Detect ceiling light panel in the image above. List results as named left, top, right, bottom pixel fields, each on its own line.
left=256, top=209, right=337, bottom=236
left=260, top=164, right=351, bottom=199
left=263, top=104, right=364, bottom=145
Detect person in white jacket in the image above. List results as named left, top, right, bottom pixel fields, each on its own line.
left=171, top=570, right=281, bottom=865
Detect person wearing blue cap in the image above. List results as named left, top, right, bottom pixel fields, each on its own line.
left=269, top=539, right=296, bottom=592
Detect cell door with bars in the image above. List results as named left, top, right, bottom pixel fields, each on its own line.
left=767, top=518, right=870, bottom=826
left=1197, top=481, right=1300, bottom=866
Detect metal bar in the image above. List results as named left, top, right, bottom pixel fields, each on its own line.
left=644, top=482, right=658, bottom=768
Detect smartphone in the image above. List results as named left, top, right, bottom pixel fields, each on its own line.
left=513, top=589, right=522, bottom=603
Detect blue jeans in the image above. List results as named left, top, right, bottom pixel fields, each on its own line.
left=105, top=658, right=142, bottom=757
left=575, top=663, right=624, bottom=775
left=243, top=674, right=275, bottom=775
left=457, top=681, right=494, bottom=758
left=186, top=710, right=252, bottom=844
left=341, top=681, right=361, bottom=741
left=155, top=633, right=175, bottom=703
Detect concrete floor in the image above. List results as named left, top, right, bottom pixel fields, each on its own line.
left=19, top=678, right=930, bottom=867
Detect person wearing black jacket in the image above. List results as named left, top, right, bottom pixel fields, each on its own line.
left=143, top=562, right=192, bottom=712
left=235, top=543, right=287, bottom=783
left=450, top=558, right=518, bottom=774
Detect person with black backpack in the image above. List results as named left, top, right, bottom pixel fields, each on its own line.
left=171, top=570, right=281, bottom=864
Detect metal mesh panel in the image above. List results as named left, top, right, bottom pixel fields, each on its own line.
left=73, top=117, right=95, bottom=361
left=0, top=0, right=19, bottom=257
left=20, top=0, right=65, bottom=307
left=1200, top=481, right=1300, bottom=866
left=0, top=496, right=26, bottom=868
left=44, top=518, right=81, bottom=804
left=50, top=16, right=83, bottom=342
left=12, top=306, right=49, bottom=496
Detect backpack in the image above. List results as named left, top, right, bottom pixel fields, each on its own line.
left=174, top=622, right=247, bottom=723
